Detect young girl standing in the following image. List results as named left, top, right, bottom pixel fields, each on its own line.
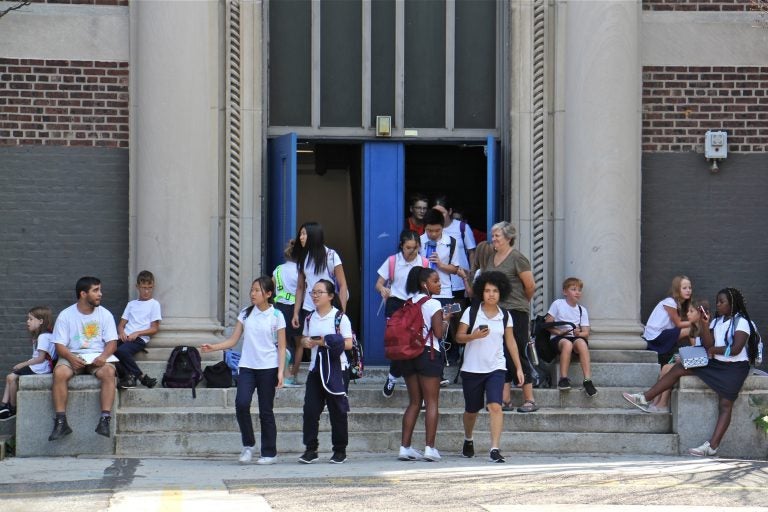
left=298, top=279, right=354, bottom=464
left=456, top=271, right=524, bottom=463
left=375, top=230, right=428, bottom=398
left=624, top=287, right=757, bottom=456
left=643, top=275, right=695, bottom=364
left=398, top=266, right=447, bottom=462
left=272, top=240, right=302, bottom=386
left=201, top=277, right=286, bottom=465
left=1, top=306, right=57, bottom=419
left=291, top=221, right=349, bottom=333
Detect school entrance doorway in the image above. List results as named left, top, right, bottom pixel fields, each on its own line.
left=267, top=136, right=499, bottom=365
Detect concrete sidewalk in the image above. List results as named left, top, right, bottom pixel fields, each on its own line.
left=1, top=452, right=767, bottom=511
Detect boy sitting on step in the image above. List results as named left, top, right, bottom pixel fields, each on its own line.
left=544, top=277, right=597, bottom=397
left=115, top=270, right=162, bottom=389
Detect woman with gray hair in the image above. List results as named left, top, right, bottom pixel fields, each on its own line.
left=485, top=221, right=538, bottom=412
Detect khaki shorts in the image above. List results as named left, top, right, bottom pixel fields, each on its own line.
left=56, top=357, right=115, bottom=376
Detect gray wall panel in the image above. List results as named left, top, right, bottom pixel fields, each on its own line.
left=0, top=146, right=128, bottom=393
left=641, top=152, right=768, bottom=335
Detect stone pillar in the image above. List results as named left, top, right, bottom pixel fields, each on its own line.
left=562, top=0, right=644, bottom=348
left=129, top=1, right=224, bottom=346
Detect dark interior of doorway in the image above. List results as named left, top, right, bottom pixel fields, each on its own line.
left=405, top=144, right=489, bottom=238
left=296, top=142, right=362, bottom=344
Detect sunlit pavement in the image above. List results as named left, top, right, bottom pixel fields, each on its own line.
left=1, top=453, right=767, bottom=511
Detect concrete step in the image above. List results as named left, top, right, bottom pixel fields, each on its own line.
left=116, top=406, right=669, bottom=434
left=115, top=430, right=679, bottom=457
left=124, top=359, right=663, bottom=389
left=117, top=386, right=657, bottom=410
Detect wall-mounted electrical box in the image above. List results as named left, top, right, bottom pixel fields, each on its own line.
left=704, top=130, right=727, bottom=159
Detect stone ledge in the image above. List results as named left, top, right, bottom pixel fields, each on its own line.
left=673, top=374, right=768, bottom=459
left=16, top=375, right=116, bottom=457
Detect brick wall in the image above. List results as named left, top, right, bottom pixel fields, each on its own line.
left=0, top=58, right=129, bottom=148
left=642, top=66, right=768, bottom=152
left=643, top=0, right=756, bottom=11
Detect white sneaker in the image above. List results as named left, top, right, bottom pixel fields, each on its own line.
left=398, top=446, right=423, bottom=461
left=689, top=441, right=718, bottom=457
left=622, top=392, right=650, bottom=412
left=256, top=456, right=277, bottom=465
left=238, top=446, right=254, bottom=464
left=423, top=446, right=442, bottom=462
left=646, top=403, right=670, bottom=414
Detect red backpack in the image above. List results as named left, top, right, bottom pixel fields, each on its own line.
left=384, top=296, right=433, bottom=360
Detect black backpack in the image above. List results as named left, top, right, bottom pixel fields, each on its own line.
left=531, top=312, right=579, bottom=364
left=203, top=360, right=233, bottom=388
left=162, top=345, right=203, bottom=398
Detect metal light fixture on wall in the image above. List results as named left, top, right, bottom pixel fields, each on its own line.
left=376, top=116, right=391, bottom=137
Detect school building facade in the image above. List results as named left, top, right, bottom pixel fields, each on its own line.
left=1, top=0, right=767, bottom=373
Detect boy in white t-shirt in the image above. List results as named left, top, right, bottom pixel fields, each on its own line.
left=116, top=271, right=162, bottom=389
left=544, top=277, right=597, bottom=397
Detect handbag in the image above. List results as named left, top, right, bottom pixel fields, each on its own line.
left=679, top=345, right=708, bottom=369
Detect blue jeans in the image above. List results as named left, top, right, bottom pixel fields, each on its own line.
left=114, top=340, right=147, bottom=377
left=235, top=367, right=278, bottom=457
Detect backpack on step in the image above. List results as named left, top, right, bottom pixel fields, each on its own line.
left=384, top=296, right=433, bottom=360
left=162, top=345, right=203, bottom=398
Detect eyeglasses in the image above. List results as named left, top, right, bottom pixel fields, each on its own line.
left=310, top=291, right=330, bottom=297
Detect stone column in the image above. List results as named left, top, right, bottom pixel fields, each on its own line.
left=562, top=0, right=644, bottom=348
left=129, top=1, right=224, bottom=347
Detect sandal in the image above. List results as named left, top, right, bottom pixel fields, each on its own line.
left=517, top=400, right=539, bottom=413
left=501, top=402, right=515, bottom=412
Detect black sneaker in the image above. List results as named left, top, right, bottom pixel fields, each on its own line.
left=489, top=448, right=506, bottom=463
left=557, top=377, right=572, bottom=391
left=95, top=416, right=111, bottom=437
left=118, top=375, right=137, bottom=389
left=299, top=449, right=318, bottom=464
left=139, top=374, right=158, bottom=388
left=48, top=416, right=73, bottom=441
left=382, top=378, right=396, bottom=398
left=583, top=379, right=598, bottom=397
left=329, top=450, right=347, bottom=464
left=462, top=439, right=475, bottom=458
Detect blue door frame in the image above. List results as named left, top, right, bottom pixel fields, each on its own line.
left=362, top=142, right=405, bottom=365
left=267, top=133, right=297, bottom=271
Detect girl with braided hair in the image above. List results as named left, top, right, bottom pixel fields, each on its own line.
left=623, top=287, right=758, bottom=456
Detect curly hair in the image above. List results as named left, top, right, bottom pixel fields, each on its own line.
left=471, top=271, right=511, bottom=302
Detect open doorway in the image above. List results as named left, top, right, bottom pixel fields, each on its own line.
left=405, top=144, right=489, bottom=240
left=296, top=142, right=362, bottom=333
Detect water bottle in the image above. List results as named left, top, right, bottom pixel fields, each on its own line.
left=425, top=240, right=437, bottom=269
left=757, top=341, right=763, bottom=365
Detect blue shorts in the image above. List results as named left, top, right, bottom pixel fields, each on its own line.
left=645, top=328, right=681, bottom=355
left=460, top=369, right=506, bottom=413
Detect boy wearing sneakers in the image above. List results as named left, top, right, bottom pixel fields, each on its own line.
left=115, top=270, right=162, bottom=389
left=545, top=277, right=597, bottom=397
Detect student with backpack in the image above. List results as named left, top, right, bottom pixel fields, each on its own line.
left=419, top=208, right=462, bottom=386
left=395, top=266, right=448, bottom=462
left=544, top=277, right=597, bottom=397
left=201, top=276, right=287, bottom=465
left=455, top=271, right=523, bottom=463
left=298, top=279, right=354, bottom=465
left=375, top=230, right=429, bottom=398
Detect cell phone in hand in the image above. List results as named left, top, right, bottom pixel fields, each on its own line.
left=310, top=336, right=322, bottom=340
left=442, top=303, right=462, bottom=315
left=477, top=324, right=488, bottom=331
